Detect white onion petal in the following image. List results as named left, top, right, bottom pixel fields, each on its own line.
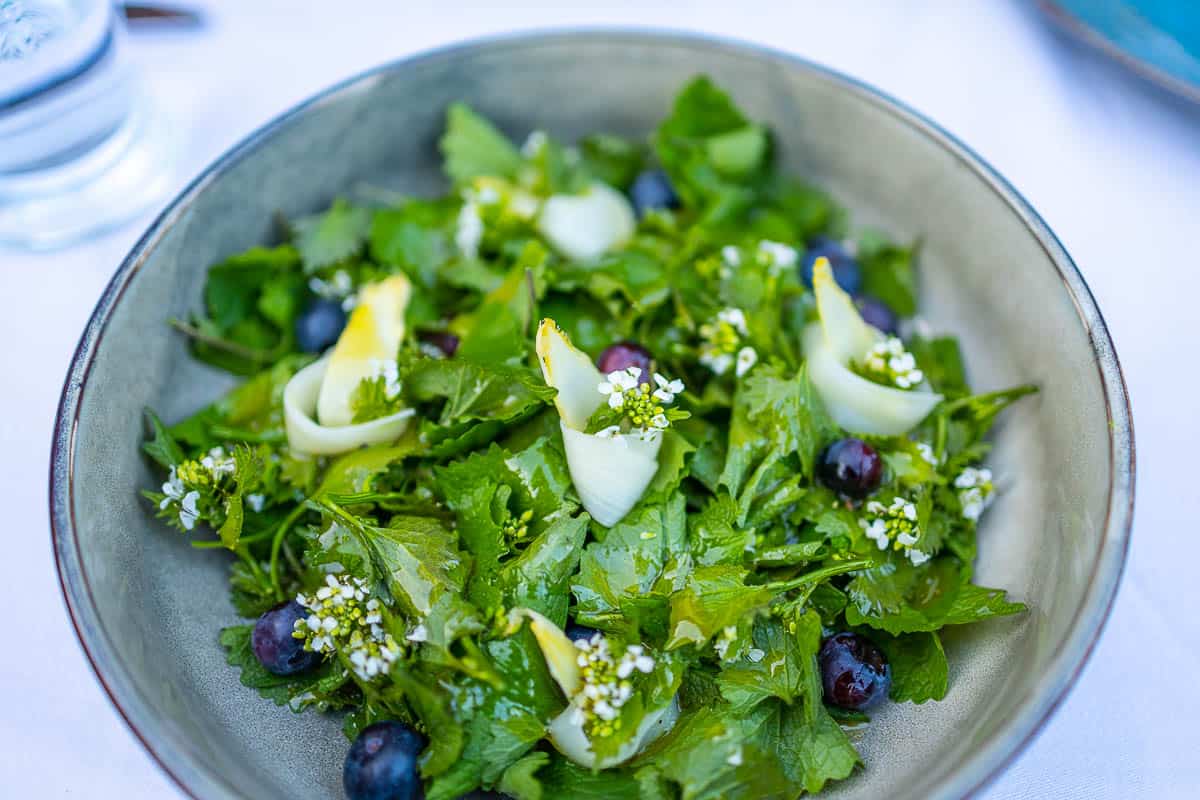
left=548, top=695, right=680, bottom=769
left=535, top=320, right=662, bottom=527
left=284, top=357, right=414, bottom=455
left=537, top=182, right=635, bottom=262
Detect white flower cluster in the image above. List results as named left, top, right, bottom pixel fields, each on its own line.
left=293, top=574, right=402, bottom=681
left=366, top=358, right=401, bottom=401
left=455, top=183, right=500, bottom=260
left=158, top=447, right=237, bottom=531
left=308, top=270, right=355, bottom=310
left=861, top=337, right=925, bottom=389
left=571, top=633, right=656, bottom=737
left=595, top=367, right=685, bottom=440
left=159, top=475, right=200, bottom=530
left=915, top=442, right=940, bottom=467
left=699, top=307, right=758, bottom=378
left=756, top=240, right=799, bottom=272
left=860, top=497, right=930, bottom=566
left=954, top=467, right=995, bottom=522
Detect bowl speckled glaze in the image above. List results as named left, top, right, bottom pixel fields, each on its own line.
left=50, top=30, right=1134, bottom=800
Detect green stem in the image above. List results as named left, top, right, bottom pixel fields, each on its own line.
left=269, top=504, right=307, bottom=600
left=168, top=319, right=271, bottom=362
left=209, top=424, right=286, bottom=444
left=767, top=558, right=873, bottom=593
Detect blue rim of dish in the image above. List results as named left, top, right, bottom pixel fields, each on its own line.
left=48, top=28, right=1135, bottom=800
left=1037, top=0, right=1200, bottom=105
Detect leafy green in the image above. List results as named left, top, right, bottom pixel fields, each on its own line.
left=440, top=103, right=523, bottom=185
left=220, top=625, right=353, bottom=709
left=292, top=199, right=371, bottom=272
left=142, top=76, right=1040, bottom=800
left=857, top=233, right=918, bottom=317
left=572, top=495, right=689, bottom=636
left=871, top=630, right=949, bottom=703
left=666, top=566, right=772, bottom=649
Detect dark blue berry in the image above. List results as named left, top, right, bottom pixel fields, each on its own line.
left=801, top=236, right=862, bottom=295
left=565, top=622, right=599, bottom=643
left=344, top=722, right=426, bottom=800
left=817, top=438, right=883, bottom=499
left=629, top=170, right=680, bottom=217
left=596, top=341, right=653, bottom=385
left=295, top=298, right=347, bottom=353
left=855, top=296, right=899, bottom=336
left=819, top=632, right=891, bottom=710
left=418, top=330, right=459, bottom=358
left=251, top=601, right=319, bottom=676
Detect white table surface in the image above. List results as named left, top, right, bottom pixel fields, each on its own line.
left=3, top=1, right=1198, bottom=797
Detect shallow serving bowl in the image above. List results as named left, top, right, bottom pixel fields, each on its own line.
left=50, top=31, right=1134, bottom=800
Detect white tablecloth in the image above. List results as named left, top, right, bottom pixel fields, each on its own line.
left=3, top=1, right=1197, bottom=797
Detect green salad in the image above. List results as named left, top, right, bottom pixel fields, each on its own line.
left=142, top=77, right=1033, bottom=800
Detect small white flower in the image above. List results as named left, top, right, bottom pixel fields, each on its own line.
left=717, top=308, right=748, bottom=336
left=521, top=130, right=548, bottom=158
left=509, top=191, right=539, bottom=220
left=747, top=648, right=765, bottom=663
left=201, top=447, right=235, bottom=478
left=476, top=184, right=501, bottom=205
left=246, top=493, right=265, bottom=513
left=915, top=442, right=938, bottom=466
left=367, top=358, right=401, bottom=400
left=908, top=549, right=932, bottom=566
left=308, top=269, right=354, bottom=300
left=727, top=747, right=744, bottom=767
left=757, top=240, right=798, bottom=270
left=455, top=199, right=484, bottom=259
left=178, top=490, right=200, bottom=530
left=861, top=337, right=923, bottom=390
left=735, top=346, right=758, bottom=377
left=721, top=245, right=742, bottom=267
left=652, top=373, right=685, bottom=404
left=407, top=624, right=428, bottom=643
left=160, top=468, right=185, bottom=508
left=700, top=351, right=734, bottom=376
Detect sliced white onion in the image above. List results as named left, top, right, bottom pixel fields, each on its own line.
left=548, top=695, right=680, bottom=769
left=536, top=319, right=604, bottom=430
left=804, top=258, right=942, bottom=436
left=803, top=324, right=941, bottom=436
left=508, top=607, right=581, bottom=697
left=812, top=256, right=881, bottom=364
left=537, top=182, right=635, bottom=262
left=560, top=424, right=661, bottom=527
left=316, top=275, right=411, bottom=427
left=535, top=320, right=662, bottom=527
left=284, top=356, right=414, bottom=455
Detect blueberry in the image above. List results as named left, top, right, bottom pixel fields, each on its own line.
left=344, top=721, right=426, bottom=800
left=251, top=601, right=319, bottom=676
left=801, top=236, right=862, bottom=295
left=819, top=632, right=891, bottom=710
left=565, top=622, right=599, bottom=643
left=629, top=170, right=680, bottom=217
left=418, top=330, right=460, bottom=358
left=817, top=438, right=883, bottom=499
left=596, top=341, right=653, bottom=384
left=855, top=296, right=899, bottom=336
left=295, top=298, right=347, bottom=353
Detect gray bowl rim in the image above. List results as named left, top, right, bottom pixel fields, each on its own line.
left=48, top=27, right=1135, bottom=800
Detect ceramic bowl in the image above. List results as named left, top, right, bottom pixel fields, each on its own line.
left=50, top=30, right=1134, bottom=800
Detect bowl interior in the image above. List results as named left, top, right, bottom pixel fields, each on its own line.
left=53, top=33, right=1130, bottom=800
